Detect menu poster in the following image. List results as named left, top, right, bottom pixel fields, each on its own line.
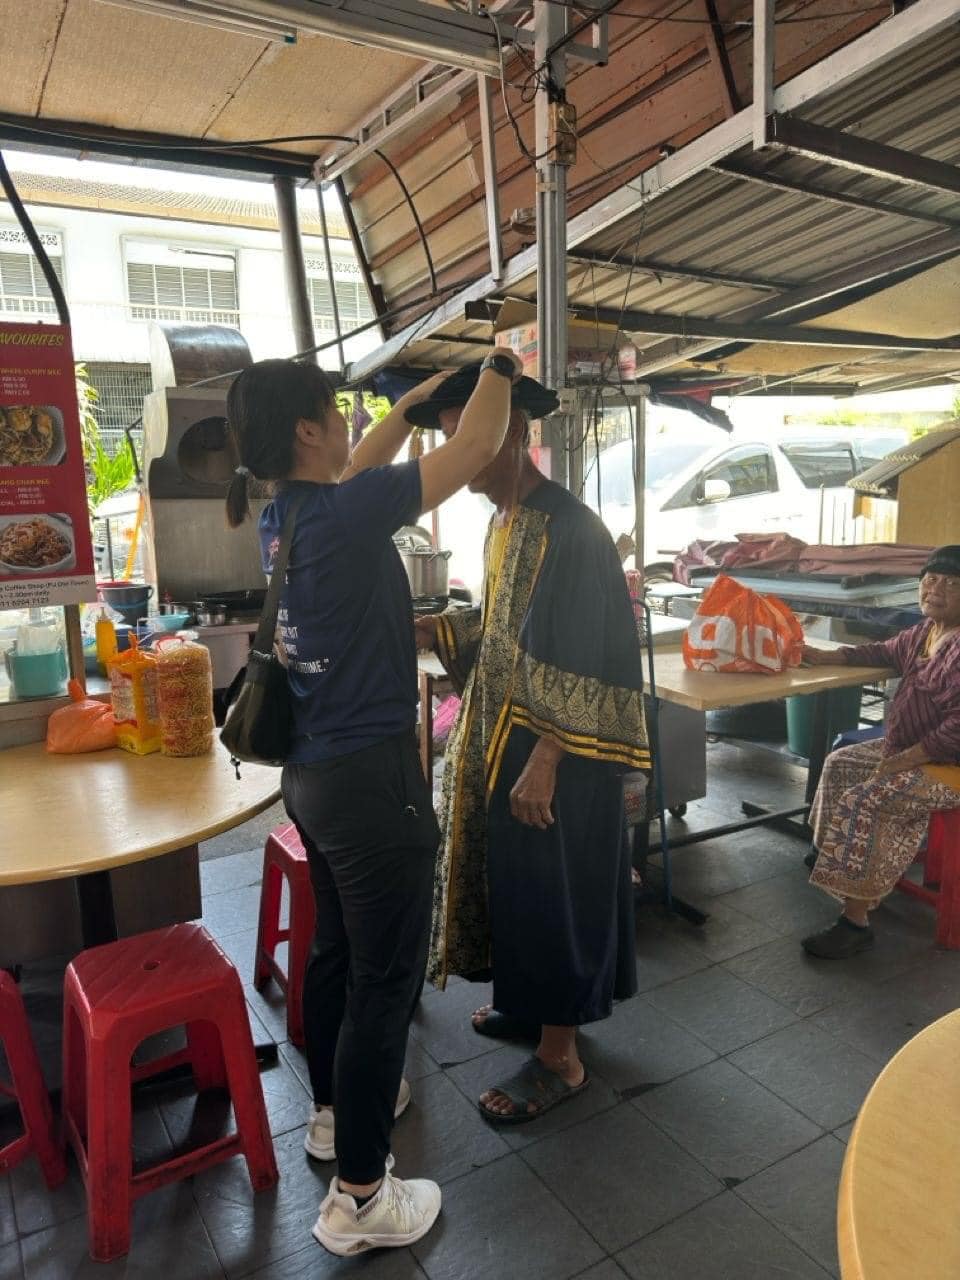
left=0, top=322, right=96, bottom=609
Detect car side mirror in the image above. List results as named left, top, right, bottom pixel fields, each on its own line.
left=702, top=477, right=732, bottom=503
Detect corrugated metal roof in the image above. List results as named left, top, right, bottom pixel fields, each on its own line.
left=849, top=422, right=960, bottom=493
left=355, top=16, right=960, bottom=396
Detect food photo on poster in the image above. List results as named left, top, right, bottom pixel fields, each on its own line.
left=0, top=323, right=95, bottom=609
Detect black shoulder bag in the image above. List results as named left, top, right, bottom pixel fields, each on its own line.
left=220, top=489, right=307, bottom=771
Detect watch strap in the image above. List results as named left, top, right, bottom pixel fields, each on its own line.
left=480, top=352, right=517, bottom=378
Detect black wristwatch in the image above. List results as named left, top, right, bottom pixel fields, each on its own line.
left=480, top=352, right=517, bottom=379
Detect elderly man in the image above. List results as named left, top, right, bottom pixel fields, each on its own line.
left=413, top=358, right=650, bottom=1124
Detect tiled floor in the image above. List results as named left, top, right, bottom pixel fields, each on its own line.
left=3, top=738, right=959, bottom=1279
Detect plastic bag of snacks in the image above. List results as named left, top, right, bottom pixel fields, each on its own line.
left=107, top=635, right=161, bottom=755
left=682, top=573, right=803, bottom=675
left=154, top=635, right=215, bottom=757
left=45, top=679, right=117, bottom=754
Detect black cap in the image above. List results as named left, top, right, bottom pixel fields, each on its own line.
left=921, top=545, right=960, bottom=579
left=403, top=360, right=560, bottom=429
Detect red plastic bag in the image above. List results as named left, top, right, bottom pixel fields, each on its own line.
left=45, top=679, right=117, bottom=754
left=682, top=573, right=803, bottom=675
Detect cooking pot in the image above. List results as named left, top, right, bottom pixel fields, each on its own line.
left=398, top=546, right=451, bottom=599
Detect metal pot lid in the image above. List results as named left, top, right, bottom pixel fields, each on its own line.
left=393, top=525, right=433, bottom=551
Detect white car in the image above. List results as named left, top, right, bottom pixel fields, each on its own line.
left=586, top=427, right=908, bottom=582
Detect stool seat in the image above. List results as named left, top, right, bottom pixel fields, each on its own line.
left=254, top=823, right=316, bottom=1047
left=0, top=971, right=66, bottom=1189
left=62, top=923, right=278, bottom=1262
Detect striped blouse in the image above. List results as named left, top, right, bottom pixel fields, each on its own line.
left=839, top=620, right=960, bottom=762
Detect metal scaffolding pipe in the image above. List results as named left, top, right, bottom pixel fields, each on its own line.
left=273, top=175, right=317, bottom=363
left=534, top=0, right=570, bottom=490
left=315, top=182, right=346, bottom=372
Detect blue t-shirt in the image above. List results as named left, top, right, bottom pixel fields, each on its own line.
left=259, top=462, right=422, bottom=764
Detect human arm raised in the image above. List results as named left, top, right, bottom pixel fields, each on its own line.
left=340, top=369, right=453, bottom=482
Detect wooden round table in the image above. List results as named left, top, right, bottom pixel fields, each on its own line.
left=838, top=1010, right=960, bottom=1279
left=2, top=740, right=281, bottom=945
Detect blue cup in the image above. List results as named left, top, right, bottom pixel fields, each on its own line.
left=4, top=646, right=68, bottom=699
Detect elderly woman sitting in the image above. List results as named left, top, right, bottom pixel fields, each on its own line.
left=801, top=545, right=960, bottom=959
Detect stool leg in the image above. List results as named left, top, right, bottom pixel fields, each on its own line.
left=254, top=860, right=283, bottom=991
left=61, top=999, right=87, bottom=1144
left=925, top=812, right=945, bottom=887
left=285, top=889, right=314, bottom=1049
left=217, top=978, right=278, bottom=1191
left=935, top=812, right=960, bottom=950
left=84, top=1039, right=134, bottom=1262
left=186, top=1019, right=228, bottom=1092
left=2, top=989, right=66, bottom=1189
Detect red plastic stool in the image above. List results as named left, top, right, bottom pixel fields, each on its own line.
left=0, top=970, right=66, bottom=1189
left=896, top=809, right=960, bottom=948
left=62, top=923, right=278, bottom=1262
left=254, top=823, right=316, bottom=1047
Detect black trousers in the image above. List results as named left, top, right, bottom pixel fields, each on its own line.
left=282, top=732, right=439, bottom=1185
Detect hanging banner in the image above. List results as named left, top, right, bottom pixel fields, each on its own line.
left=0, top=322, right=96, bottom=609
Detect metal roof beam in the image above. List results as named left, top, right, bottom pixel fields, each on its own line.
left=105, top=0, right=503, bottom=73
left=713, top=159, right=960, bottom=231
left=765, top=113, right=960, bottom=197
left=593, top=308, right=960, bottom=351
left=565, top=249, right=790, bottom=293
left=316, top=0, right=521, bottom=183
left=631, top=228, right=960, bottom=375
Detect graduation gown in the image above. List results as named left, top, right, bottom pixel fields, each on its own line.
left=427, top=479, right=650, bottom=1025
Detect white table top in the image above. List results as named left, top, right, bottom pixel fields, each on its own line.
left=647, top=646, right=893, bottom=713
left=2, top=740, right=280, bottom=886
left=839, top=1010, right=960, bottom=1279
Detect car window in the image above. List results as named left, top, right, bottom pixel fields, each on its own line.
left=780, top=443, right=858, bottom=489
left=854, top=434, right=906, bottom=467
left=662, top=445, right=777, bottom=510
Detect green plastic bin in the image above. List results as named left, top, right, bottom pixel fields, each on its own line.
left=785, top=686, right=863, bottom=758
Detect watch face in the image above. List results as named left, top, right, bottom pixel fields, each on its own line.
left=489, top=353, right=515, bottom=375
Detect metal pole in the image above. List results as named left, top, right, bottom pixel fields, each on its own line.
left=273, top=175, right=317, bottom=362
left=632, top=390, right=646, bottom=577
left=477, top=72, right=503, bottom=282
left=753, top=0, right=776, bottom=150
left=314, top=180, right=346, bottom=373
left=534, top=0, right=569, bottom=489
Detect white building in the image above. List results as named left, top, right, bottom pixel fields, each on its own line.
left=0, top=160, right=381, bottom=446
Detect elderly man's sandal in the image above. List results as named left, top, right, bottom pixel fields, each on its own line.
left=478, top=1056, right=590, bottom=1125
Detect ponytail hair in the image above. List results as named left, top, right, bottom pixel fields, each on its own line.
left=225, top=358, right=336, bottom=527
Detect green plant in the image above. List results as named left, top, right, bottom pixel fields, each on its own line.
left=85, top=436, right=136, bottom=512
left=76, top=363, right=136, bottom=512
left=75, top=363, right=100, bottom=456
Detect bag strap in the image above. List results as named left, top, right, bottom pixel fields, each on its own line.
left=252, top=487, right=308, bottom=655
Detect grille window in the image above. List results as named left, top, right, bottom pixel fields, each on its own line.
left=126, top=259, right=238, bottom=326
left=0, top=248, right=64, bottom=318
left=85, top=362, right=153, bottom=453
left=309, top=276, right=376, bottom=331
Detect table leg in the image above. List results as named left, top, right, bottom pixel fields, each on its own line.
left=419, top=671, right=435, bottom=782
left=75, top=870, right=119, bottom=947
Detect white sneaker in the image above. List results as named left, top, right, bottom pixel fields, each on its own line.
left=312, top=1155, right=441, bottom=1256
left=304, top=1077, right=412, bottom=1161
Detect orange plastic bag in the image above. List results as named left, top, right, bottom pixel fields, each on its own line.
left=45, top=679, right=118, bottom=754
left=682, top=573, right=803, bottom=675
